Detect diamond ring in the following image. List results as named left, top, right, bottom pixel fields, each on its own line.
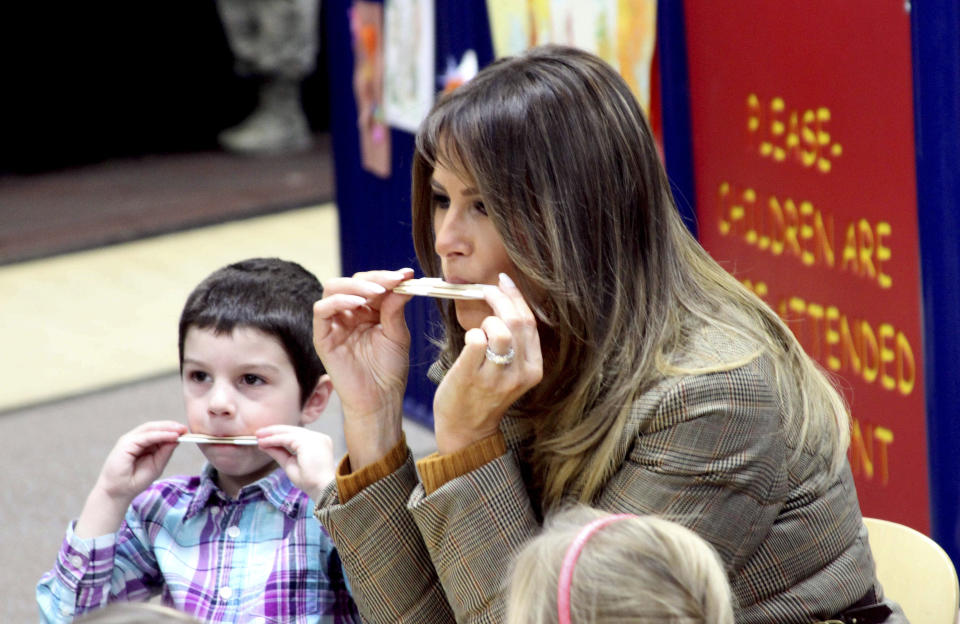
left=485, top=346, right=516, bottom=365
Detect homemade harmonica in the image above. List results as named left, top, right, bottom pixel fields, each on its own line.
left=178, top=433, right=259, bottom=446
left=392, top=278, right=486, bottom=300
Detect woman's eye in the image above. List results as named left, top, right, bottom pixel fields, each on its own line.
left=241, top=374, right=265, bottom=386
left=188, top=371, right=210, bottom=383
left=432, top=193, right=450, bottom=209
left=473, top=200, right=488, bottom=216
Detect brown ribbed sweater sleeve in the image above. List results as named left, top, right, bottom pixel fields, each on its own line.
left=416, top=432, right=507, bottom=494
left=334, top=432, right=408, bottom=502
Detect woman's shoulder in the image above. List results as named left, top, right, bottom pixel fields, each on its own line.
left=672, top=323, right=765, bottom=370
left=631, top=327, right=780, bottom=433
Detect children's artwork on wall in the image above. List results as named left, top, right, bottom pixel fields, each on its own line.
left=440, top=49, right=479, bottom=93
left=487, top=0, right=532, bottom=55
left=383, top=0, right=436, bottom=133
left=350, top=1, right=391, bottom=178
left=486, top=0, right=656, bottom=113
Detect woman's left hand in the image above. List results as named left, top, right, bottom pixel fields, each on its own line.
left=256, top=425, right=337, bottom=501
left=432, top=273, right=543, bottom=454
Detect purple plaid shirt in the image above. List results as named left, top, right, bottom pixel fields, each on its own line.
left=37, top=465, right=360, bottom=623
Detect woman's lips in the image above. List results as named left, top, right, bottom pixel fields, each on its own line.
left=443, top=275, right=489, bottom=286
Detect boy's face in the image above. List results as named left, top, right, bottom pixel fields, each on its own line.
left=181, top=325, right=307, bottom=497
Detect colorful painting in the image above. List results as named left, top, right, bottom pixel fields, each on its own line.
left=350, top=1, right=390, bottom=178
left=383, top=0, right=436, bottom=133
left=486, top=0, right=656, bottom=112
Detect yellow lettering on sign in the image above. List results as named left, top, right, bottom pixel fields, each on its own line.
left=896, top=332, right=915, bottom=395
left=746, top=93, right=842, bottom=173
left=717, top=183, right=834, bottom=269
left=840, top=219, right=893, bottom=289
left=719, top=181, right=894, bottom=289
left=777, top=296, right=916, bottom=395
left=850, top=418, right=894, bottom=486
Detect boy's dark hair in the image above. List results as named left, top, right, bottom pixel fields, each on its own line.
left=178, top=258, right=324, bottom=406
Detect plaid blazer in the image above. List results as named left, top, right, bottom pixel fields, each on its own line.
left=315, top=328, right=905, bottom=624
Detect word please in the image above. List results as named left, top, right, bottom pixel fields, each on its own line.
left=747, top=93, right=842, bottom=173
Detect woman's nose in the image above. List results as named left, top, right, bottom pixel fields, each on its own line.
left=434, top=207, right=469, bottom=257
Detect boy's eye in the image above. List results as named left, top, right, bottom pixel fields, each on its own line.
left=241, top=374, right=265, bottom=386
left=432, top=193, right=450, bottom=209
left=188, top=371, right=210, bottom=383
left=472, top=200, right=487, bottom=216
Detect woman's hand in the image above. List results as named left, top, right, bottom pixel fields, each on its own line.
left=257, top=425, right=337, bottom=501
left=312, top=268, right=414, bottom=470
left=76, top=420, right=187, bottom=538
left=433, top=273, right=543, bottom=454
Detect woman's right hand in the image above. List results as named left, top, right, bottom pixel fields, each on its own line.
left=313, top=268, right=414, bottom=470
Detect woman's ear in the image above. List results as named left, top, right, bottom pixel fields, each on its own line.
left=299, top=374, right=333, bottom=426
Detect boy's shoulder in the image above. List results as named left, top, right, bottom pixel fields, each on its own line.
left=141, top=473, right=203, bottom=497
left=128, top=474, right=204, bottom=519
left=129, top=470, right=314, bottom=521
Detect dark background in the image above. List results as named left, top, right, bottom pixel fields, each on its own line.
left=0, top=2, right=331, bottom=174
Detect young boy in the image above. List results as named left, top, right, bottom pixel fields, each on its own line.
left=37, top=258, right=360, bottom=623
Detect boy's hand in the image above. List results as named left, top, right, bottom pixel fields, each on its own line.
left=76, top=420, right=187, bottom=538
left=257, top=425, right=337, bottom=501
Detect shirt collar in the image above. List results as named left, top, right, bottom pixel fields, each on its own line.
left=184, top=464, right=304, bottom=520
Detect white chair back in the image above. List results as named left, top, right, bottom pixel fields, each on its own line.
left=863, top=516, right=959, bottom=624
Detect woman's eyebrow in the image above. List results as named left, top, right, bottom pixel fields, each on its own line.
left=430, top=180, right=480, bottom=196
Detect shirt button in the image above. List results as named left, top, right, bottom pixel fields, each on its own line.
left=219, top=586, right=233, bottom=600
left=69, top=555, right=83, bottom=568
left=226, top=525, right=240, bottom=539
left=60, top=604, right=72, bottom=615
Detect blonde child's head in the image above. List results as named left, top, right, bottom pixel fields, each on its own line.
left=506, top=506, right=734, bottom=624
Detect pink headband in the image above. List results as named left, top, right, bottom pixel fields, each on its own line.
left=557, top=514, right=636, bottom=624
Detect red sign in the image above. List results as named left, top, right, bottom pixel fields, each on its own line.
left=682, top=1, right=928, bottom=531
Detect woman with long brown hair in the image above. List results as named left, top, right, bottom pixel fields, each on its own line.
left=293, top=45, right=905, bottom=623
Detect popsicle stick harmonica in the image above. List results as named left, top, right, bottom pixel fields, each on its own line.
left=392, top=278, right=487, bottom=300
left=178, top=433, right=259, bottom=446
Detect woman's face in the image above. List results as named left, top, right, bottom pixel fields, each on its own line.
left=431, top=163, right=517, bottom=330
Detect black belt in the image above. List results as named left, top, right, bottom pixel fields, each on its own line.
left=823, top=588, right=893, bottom=624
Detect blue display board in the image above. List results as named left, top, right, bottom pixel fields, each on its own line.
left=910, top=0, right=960, bottom=566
